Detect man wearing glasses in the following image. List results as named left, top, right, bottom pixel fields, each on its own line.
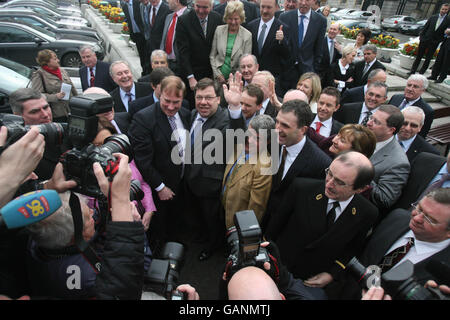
left=264, top=151, right=378, bottom=294
left=366, top=104, right=410, bottom=214
left=329, top=188, right=450, bottom=300
left=396, top=106, right=439, bottom=163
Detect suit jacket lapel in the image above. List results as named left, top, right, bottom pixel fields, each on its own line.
left=156, top=103, right=176, bottom=147
left=231, top=27, right=244, bottom=59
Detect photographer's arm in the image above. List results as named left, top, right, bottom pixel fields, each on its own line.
left=93, top=154, right=145, bottom=300
left=0, top=127, right=45, bottom=207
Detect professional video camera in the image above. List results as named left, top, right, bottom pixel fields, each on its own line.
left=143, top=242, right=185, bottom=300
left=346, top=257, right=449, bottom=300
left=225, top=210, right=270, bottom=278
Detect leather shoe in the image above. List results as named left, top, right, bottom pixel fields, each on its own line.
left=198, top=250, right=211, bottom=261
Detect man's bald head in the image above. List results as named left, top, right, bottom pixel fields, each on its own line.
left=227, top=266, right=283, bottom=300
left=83, top=87, right=114, bottom=121
left=283, top=89, right=309, bottom=103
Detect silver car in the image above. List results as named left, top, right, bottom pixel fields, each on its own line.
left=382, top=15, right=417, bottom=32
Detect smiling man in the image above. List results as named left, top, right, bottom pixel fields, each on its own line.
left=265, top=151, right=378, bottom=287
left=396, top=106, right=440, bottom=162
left=310, top=87, right=343, bottom=137
left=109, top=61, right=152, bottom=113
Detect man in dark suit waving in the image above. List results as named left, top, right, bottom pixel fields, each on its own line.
left=265, top=151, right=378, bottom=285
left=278, top=0, right=327, bottom=88
left=246, top=0, right=291, bottom=96
left=128, top=75, right=190, bottom=254
left=79, top=46, right=116, bottom=93
left=409, top=3, right=450, bottom=75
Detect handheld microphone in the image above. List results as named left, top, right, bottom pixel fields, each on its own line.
left=0, top=190, right=62, bottom=229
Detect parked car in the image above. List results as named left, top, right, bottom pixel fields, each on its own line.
left=0, top=21, right=104, bottom=68
left=342, top=10, right=375, bottom=21
left=333, top=8, right=357, bottom=19
left=0, top=56, right=32, bottom=113
left=0, top=3, right=89, bottom=26
left=399, top=19, right=427, bottom=35
left=337, top=19, right=384, bottom=37
left=382, top=15, right=417, bottom=32
left=0, top=9, right=103, bottom=46
left=6, top=0, right=82, bottom=16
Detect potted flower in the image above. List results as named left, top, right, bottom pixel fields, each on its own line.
left=121, top=22, right=130, bottom=44
left=398, top=40, right=439, bottom=70
left=370, top=34, right=400, bottom=61
left=340, top=26, right=358, bottom=46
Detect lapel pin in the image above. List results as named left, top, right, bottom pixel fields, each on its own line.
left=316, top=194, right=323, bottom=200
left=352, top=207, right=356, bottom=215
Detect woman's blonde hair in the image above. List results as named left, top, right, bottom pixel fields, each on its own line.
left=297, top=72, right=322, bottom=103
left=223, top=0, right=245, bottom=23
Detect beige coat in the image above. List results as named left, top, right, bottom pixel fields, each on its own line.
left=209, top=24, right=252, bottom=80
left=31, top=67, right=78, bottom=119
left=222, top=147, right=272, bottom=229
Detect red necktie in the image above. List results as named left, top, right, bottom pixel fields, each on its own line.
left=89, top=68, right=95, bottom=87
left=165, top=13, right=177, bottom=55
left=315, top=122, right=323, bottom=134
left=151, top=7, right=156, bottom=26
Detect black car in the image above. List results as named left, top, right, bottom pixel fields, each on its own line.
left=399, top=19, right=427, bottom=35
left=0, top=9, right=104, bottom=47
left=0, top=56, right=32, bottom=113
left=338, top=19, right=384, bottom=37
left=0, top=21, right=104, bottom=68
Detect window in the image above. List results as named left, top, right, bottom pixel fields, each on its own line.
left=0, top=26, right=34, bottom=43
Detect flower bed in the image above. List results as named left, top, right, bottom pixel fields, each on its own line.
left=370, top=34, right=400, bottom=49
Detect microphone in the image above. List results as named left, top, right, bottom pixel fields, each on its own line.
left=0, top=190, right=62, bottom=229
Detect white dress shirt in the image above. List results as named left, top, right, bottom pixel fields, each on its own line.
left=119, top=84, right=136, bottom=112
left=312, top=115, right=333, bottom=137
left=281, top=136, right=306, bottom=179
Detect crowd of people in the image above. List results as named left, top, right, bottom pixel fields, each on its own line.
left=0, top=0, right=449, bottom=301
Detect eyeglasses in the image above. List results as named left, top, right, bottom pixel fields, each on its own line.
left=368, top=115, right=382, bottom=126
left=402, top=121, right=420, bottom=129
left=195, top=95, right=217, bottom=102
left=410, top=202, right=438, bottom=226
left=325, top=167, right=353, bottom=187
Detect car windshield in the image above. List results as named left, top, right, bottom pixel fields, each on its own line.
left=0, top=57, right=33, bottom=78
left=27, top=23, right=56, bottom=37
left=0, top=65, right=32, bottom=93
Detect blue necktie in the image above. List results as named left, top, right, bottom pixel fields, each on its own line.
left=298, top=15, right=305, bottom=48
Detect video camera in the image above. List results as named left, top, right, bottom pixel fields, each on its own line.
left=225, top=210, right=270, bottom=278
left=143, top=242, right=185, bottom=300
left=0, top=94, right=132, bottom=198
left=346, top=257, right=449, bottom=300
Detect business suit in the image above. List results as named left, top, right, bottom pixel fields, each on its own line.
left=330, top=61, right=355, bottom=94
left=332, top=101, right=364, bottom=125
left=389, top=94, right=434, bottom=138
left=411, top=13, right=450, bottom=74
left=264, top=100, right=278, bottom=119
left=394, top=152, right=447, bottom=210
left=261, top=137, right=332, bottom=231
left=246, top=17, right=291, bottom=95
left=209, top=25, right=252, bottom=80
left=222, top=147, right=272, bottom=229
left=317, top=35, right=342, bottom=88
left=79, top=61, right=116, bottom=93
left=430, top=34, right=450, bottom=82
left=279, top=9, right=327, bottom=87
left=121, top=0, right=147, bottom=74
left=370, top=138, right=410, bottom=212
left=401, top=134, right=440, bottom=162
left=311, top=117, right=344, bottom=137
left=128, top=102, right=191, bottom=249
left=148, top=2, right=171, bottom=63
left=340, top=85, right=365, bottom=105
left=113, top=111, right=131, bottom=135
left=109, top=82, right=153, bottom=113
left=328, top=208, right=450, bottom=300
left=265, top=178, right=378, bottom=280
left=352, top=59, right=386, bottom=88
left=213, top=0, right=260, bottom=29
left=129, top=94, right=190, bottom=118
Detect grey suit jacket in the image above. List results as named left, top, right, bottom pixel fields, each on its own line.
left=209, top=25, right=252, bottom=80
left=370, top=138, right=410, bottom=210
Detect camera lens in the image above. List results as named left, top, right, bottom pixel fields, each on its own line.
left=34, top=122, right=66, bottom=146
left=102, top=134, right=133, bottom=160
left=130, top=179, right=144, bottom=201
left=346, top=257, right=380, bottom=289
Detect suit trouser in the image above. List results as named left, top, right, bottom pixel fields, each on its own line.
left=131, top=32, right=150, bottom=76
left=431, top=38, right=450, bottom=80
left=411, top=40, right=440, bottom=74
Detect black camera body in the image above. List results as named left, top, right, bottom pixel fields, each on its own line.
left=347, top=257, right=449, bottom=300
left=226, top=210, right=270, bottom=274
left=143, top=242, right=185, bottom=300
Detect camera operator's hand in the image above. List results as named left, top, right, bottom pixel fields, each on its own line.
left=158, top=186, right=175, bottom=201
left=425, top=280, right=450, bottom=295
left=176, top=284, right=200, bottom=300
left=93, top=153, right=133, bottom=222
left=0, top=126, right=45, bottom=207
left=361, top=286, right=392, bottom=300
left=304, top=272, right=333, bottom=288
left=260, top=241, right=290, bottom=290
left=44, top=163, right=77, bottom=192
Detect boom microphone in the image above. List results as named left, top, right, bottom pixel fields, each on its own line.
left=0, top=190, right=61, bottom=229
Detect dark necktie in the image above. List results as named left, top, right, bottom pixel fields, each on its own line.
left=298, top=15, right=305, bottom=47
left=151, top=6, right=156, bottom=26
left=89, top=67, right=95, bottom=87
left=190, top=118, right=204, bottom=147
left=362, top=62, right=370, bottom=76
left=200, top=19, right=207, bottom=36
left=361, top=110, right=372, bottom=126
left=399, top=99, right=408, bottom=110
left=165, top=13, right=177, bottom=55
left=379, top=238, right=415, bottom=273
left=168, top=115, right=183, bottom=158
left=327, top=201, right=339, bottom=230
left=275, top=146, right=288, bottom=185
left=258, top=23, right=267, bottom=54
left=126, top=92, right=133, bottom=104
